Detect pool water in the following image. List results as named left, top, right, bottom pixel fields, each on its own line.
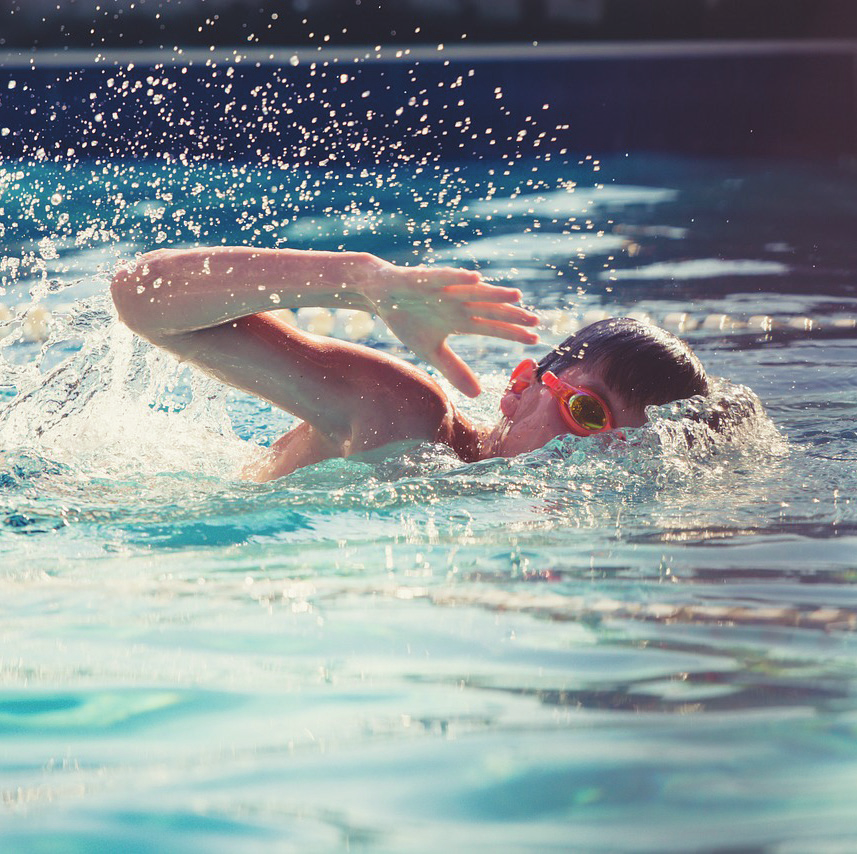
left=1, top=152, right=857, bottom=851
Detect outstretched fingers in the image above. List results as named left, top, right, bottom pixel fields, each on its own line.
left=433, top=341, right=482, bottom=398
left=464, top=301, right=540, bottom=327
left=441, top=283, right=524, bottom=303
left=465, top=317, right=541, bottom=345
left=382, top=265, right=540, bottom=394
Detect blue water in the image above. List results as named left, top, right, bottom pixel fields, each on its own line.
left=1, top=151, right=857, bottom=852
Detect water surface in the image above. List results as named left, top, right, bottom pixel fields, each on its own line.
left=1, top=153, right=856, bottom=851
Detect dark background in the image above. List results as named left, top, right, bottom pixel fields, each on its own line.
left=2, top=1, right=856, bottom=162
left=2, top=0, right=857, bottom=50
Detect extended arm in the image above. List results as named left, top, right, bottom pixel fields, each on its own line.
left=110, top=247, right=538, bottom=454
left=111, top=247, right=386, bottom=334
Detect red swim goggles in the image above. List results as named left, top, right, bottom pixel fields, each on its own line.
left=509, top=358, right=614, bottom=437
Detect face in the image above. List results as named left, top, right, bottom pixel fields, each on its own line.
left=492, top=359, right=648, bottom=457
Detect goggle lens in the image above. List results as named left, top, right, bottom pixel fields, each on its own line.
left=567, top=393, right=608, bottom=431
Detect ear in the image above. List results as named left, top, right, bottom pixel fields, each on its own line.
left=500, top=359, right=536, bottom=418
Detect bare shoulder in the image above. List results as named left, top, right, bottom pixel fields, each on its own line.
left=345, top=366, right=466, bottom=454
left=244, top=390, right=484, bottom=482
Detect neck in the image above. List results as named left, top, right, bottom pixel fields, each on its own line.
left=474, top=417, right=510, bottom=461
left=446, top=409, right=502, bottom=463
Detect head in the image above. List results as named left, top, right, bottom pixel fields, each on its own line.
left=493, top=317, right=709, bottom=456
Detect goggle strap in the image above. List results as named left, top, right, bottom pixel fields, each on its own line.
left=540, top=371, right=564, bottom=393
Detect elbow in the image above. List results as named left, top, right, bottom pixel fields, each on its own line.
left=109, top=265, right=140, bottom=328
left=110, top=253, right=170, bottom=341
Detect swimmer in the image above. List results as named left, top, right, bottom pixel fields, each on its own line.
left=110, top=248, right=708, bottom=481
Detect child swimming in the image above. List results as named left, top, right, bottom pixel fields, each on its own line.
left=110, top=247, right=709, bottom=481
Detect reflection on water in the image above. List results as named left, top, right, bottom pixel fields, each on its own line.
left=2, top=154, right=857, bottom=849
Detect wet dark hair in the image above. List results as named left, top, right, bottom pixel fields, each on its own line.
left=536, top=317, right=709, bottom=410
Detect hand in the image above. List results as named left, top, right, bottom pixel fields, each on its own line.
left=366, top=262, right=540, bottom=398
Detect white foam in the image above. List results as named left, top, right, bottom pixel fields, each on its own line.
left=0, top=317, right=248, bottom=483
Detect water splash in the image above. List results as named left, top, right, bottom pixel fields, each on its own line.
left=0, top=153, right=844, bottom=561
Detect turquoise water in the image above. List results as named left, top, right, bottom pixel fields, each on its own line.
left=1, top=153, right=857, bottom=851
